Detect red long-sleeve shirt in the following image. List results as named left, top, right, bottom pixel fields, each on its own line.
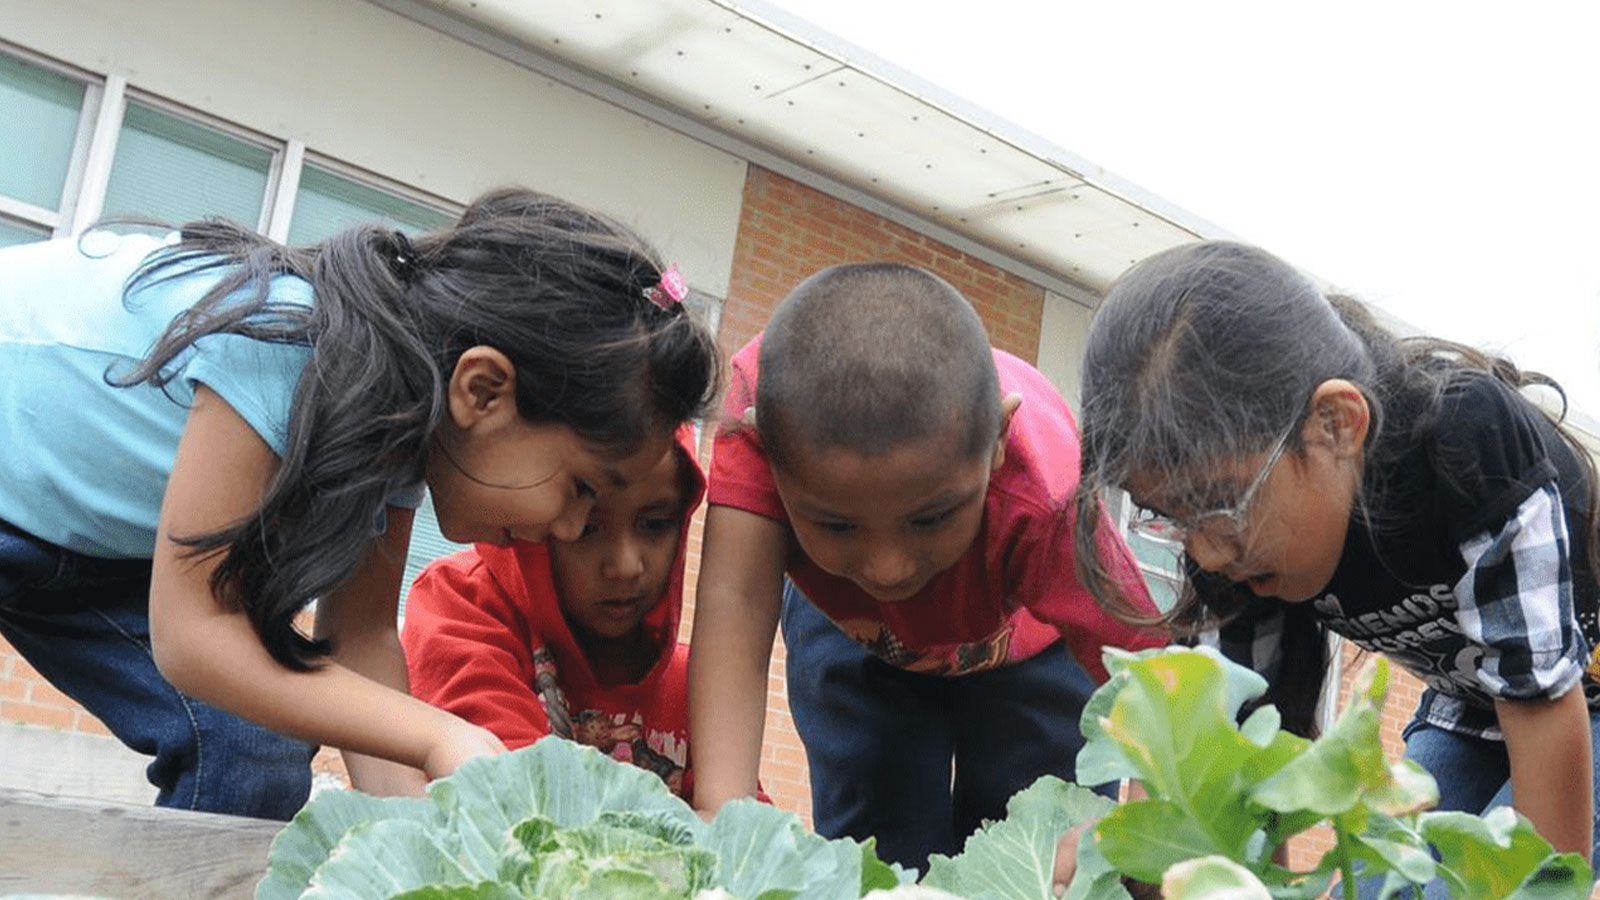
left=403, top=428, right=702, bottom=799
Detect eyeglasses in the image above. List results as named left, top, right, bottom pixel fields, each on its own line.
left=1127, top=428, right=1294, bottom=546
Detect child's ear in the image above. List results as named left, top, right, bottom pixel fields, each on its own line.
left=990, top=393, right=1024, bottom=472
left=1308, top=378, right=1370, bottom=458
left=448, top=346, right=519, bottom=431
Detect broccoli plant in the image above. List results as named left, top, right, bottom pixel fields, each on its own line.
left=926, top=646, right=1594, bottom=900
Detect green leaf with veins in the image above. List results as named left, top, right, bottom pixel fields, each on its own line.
left=1096, top=649, right=1277, bottom=862
left=921, top=776, right=1126, bottom=900
left=1423, top=808, right=1591, bottom=900
left=1249, top=660, right=1438, bottom=820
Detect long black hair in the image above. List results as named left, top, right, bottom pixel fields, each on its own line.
left=115, top=187, right=720, bottom=671
left=1071, top=240, right=1599, bottom=736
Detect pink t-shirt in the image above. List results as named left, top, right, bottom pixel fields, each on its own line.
left=708, top=336, right=1162, bottom=682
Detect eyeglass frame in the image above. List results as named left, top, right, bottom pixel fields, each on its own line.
left=1126, top=423, right=1298, bottom=546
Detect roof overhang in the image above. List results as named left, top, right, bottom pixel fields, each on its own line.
left=369, top=0, right=1235, bottom=307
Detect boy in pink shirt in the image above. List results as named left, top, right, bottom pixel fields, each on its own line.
left=689, top=262, right=1161, bottom=871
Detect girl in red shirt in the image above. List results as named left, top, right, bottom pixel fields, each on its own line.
left=403, top=427, right=703, bottom=798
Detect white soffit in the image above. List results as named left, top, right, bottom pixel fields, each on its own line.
left=391, top=0, right=1234, bottom=302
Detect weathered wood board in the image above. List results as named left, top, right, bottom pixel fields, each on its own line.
left=0, top=787, right=281, bottom=899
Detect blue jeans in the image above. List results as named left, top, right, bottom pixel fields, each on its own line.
left=1347, top=688, right=1600, bottom=899
left=0, top=518, right=315, bottom=819
left=780, top=582, right=1111, bottom=873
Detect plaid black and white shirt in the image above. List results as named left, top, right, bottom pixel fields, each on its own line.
left=1210, top=373, right=1599, bottom=740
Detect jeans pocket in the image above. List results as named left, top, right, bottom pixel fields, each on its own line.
left=0, top=518, right=151, bottom=610
left=0, top=519, right=67, bottom=606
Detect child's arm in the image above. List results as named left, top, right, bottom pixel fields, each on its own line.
left=150, top=386, right=503, bottom=784
left=686, top=504, right=787, bottom=815
left=311, top=503, right=429, bottom=794
left=401, top=552, right=556, bottom=751
left=1450, top=480, right=1593, bottom=859
left=1497, top=687, right=1594, bottom=858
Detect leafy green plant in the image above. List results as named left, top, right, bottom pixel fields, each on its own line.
left=257, top=648, right=1594, bottom=900
left=921, top=776, right=1127, bottom=900
left=256, top=737, right=911, bottom=900
left=926, top=646, right=1594, bottom=900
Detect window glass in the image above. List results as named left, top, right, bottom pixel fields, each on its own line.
left=1107, top=489, right=1183, bottom=613
left=1142, top=570, right=1180, bottom=613
left=0, top=217, right=50, bottom=247
left=0, top=53, right=84, bottom=211
left=1128, top=531, right=1182, bottom=572
left=288, top=164, right=452, bottom=245
left=1128, top=533, right=1183, bottom=612
left=102, top=102, right=272, bottom=229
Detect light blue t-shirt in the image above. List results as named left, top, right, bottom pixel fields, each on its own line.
left=0, top=232, right=417, bottom=559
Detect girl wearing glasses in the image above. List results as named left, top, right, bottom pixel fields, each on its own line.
left=1070, top=240, right=1600, bottom=879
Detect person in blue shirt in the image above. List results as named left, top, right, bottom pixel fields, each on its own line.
left=0, top=188, right=718, bottom=818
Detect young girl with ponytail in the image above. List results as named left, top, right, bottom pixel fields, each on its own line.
left=1068, top=240, right=1600, bottom=892
left=0, top=187, right=718, bottom=819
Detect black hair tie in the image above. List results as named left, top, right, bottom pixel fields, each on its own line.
left=390, top=231, right=420, bottom=284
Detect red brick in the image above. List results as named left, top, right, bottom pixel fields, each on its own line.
left=27, top=679, right=78, bottom=710
left=8, top=653, right=42, bottom=682
left=2, top=700, right=75, bottom=729
left=73, top=713, right=114, bottom=737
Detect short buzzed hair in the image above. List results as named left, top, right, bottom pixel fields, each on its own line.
left=755, top=262, right=1001, bottom=471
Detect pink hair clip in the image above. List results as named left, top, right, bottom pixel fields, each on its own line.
left=647, top=262, right=688, bottom=309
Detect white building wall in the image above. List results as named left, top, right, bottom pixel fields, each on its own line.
left=2, top=0, right=749, bottom=295
left=1035, top=289, right=1095, bottom=409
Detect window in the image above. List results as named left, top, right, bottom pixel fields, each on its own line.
left=288, top=163, right=454, bottom=245
left=0, top=49, right=88, bottom=239
left=0, top=43, right=472, bottom=617
left=1109, top=490, right=1183, bottom=612
left=102, top=101, right=274, bottom=230
left=0, top=44, right=461, bottom=250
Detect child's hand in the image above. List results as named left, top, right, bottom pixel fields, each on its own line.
left=1051, top=823, right=1158, bottom=900
left=1051, top=824, right=1083, bottom=897
left=422, top=718, right=508, bottom=780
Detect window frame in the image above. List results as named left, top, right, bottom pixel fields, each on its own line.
left=95, top=88, right=287, bottom=234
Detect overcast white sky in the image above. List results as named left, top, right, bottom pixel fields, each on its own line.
left=770, top=0, right=1600, bottom=419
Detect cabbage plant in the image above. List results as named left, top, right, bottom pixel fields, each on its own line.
left=256, top=737, right=913, bottom=900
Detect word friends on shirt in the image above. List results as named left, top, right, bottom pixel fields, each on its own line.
left=1312, top=584, right=1486, bottom=699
